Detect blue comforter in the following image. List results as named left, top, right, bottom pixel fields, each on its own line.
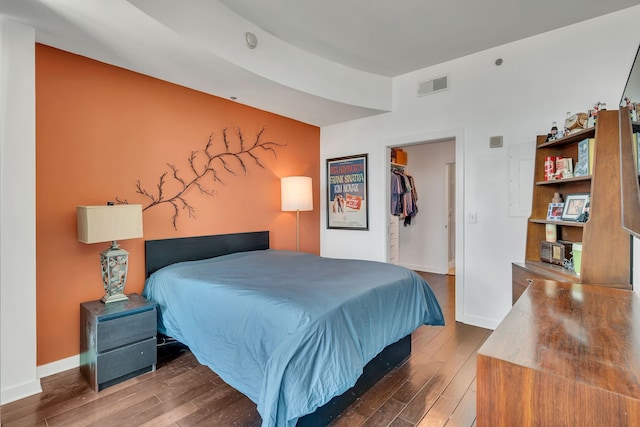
left=143, top=250, right=444, bottom=426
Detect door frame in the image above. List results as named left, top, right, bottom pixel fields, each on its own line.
left=382, top=127, right=465, bottom=322
left=446, top=162, right=456, bottom=274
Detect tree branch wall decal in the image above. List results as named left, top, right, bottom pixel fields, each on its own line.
left=117, top=126, right=285, bottom=230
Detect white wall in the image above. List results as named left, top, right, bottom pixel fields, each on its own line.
left=397, top=140, right=455, bottom=273
left=0, top=18, right=41, bottom=404
left=321, top=7, right=640, bottom=329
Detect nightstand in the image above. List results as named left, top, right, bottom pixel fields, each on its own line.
left=80, top=294, right=157, bottom=392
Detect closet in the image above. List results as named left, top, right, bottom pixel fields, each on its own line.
left=388, top=141, right=456, bottom=273
left=389, top=148, right=418, bottom=265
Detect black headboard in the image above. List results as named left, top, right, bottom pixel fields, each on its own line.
left=145, top=231, right=269, bottom=277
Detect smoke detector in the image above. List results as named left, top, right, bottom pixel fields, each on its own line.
left=245, top=32, right=258, bottom=49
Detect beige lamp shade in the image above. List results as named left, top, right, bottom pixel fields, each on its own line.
left=281, top=176, right=313, bottom=212
left=77, top=204, right=143, bottom=244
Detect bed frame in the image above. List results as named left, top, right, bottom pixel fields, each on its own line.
left=144, top=231, right=411, bottom=426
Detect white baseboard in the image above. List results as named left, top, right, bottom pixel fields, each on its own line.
left=1, top=355, right=80, bottom=405
left=0, top=379, right=42, bottom=405
left=37, top=354, right=80, bottom=379
left=401, top=263, right=447, bottom=275
left=455, top=312, right=499, bottom=330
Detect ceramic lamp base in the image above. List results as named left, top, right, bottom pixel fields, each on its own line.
left=100, top=243, right=130, bottom=303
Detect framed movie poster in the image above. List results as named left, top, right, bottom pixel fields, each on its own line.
left=327, top=154, right=369, bottom=230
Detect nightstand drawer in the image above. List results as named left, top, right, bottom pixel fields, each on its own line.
left=81, top=294, right=158, bottom=392
left=96, top=337, right=156, bottom=385
left=97, top=309, right=156, bottom=352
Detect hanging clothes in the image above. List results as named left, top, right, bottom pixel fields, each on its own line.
left=390, top=168, right=418, bottom=225
left=390, top=169, right=405, bottom=216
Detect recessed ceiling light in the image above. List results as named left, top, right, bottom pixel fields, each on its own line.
left=245, top=32, right=258, bottom=49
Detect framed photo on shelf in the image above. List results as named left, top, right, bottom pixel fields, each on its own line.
left=547, top=203, right=564, bottom=221
left=327, top=154, right=369, bottom=230
left=561, top=193, right=590, bottom=221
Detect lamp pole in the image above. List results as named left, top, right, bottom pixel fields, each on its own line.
left=296, top=209, right=300, bottom=251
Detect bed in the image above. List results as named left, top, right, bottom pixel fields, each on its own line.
left=143, top=231, right=444, bottom=426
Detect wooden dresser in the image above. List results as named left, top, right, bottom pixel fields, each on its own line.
left=477, top=280, right=640, bottom=426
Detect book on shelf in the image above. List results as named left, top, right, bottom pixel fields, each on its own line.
left=574, top=138, right=594, bottom=177
left=554, top=157, right=573, bottom=179
left=635, top=133, right=639, bottom=172
left=589, top=138, right=594, bottom=174
left=574, top=138, right=589, bottom=177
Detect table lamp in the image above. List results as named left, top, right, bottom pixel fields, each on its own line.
left=77, top=203, right=143, bottom=303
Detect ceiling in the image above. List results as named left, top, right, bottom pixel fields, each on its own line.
left=217, top=0, right=640, bottom=77
left=2, top=0, right=639, bottom=126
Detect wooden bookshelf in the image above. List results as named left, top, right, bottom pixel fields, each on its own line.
left=513, top=110, right=634, bottom=303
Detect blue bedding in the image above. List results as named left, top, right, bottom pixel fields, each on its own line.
left=143, top=249, right=444, bottom=426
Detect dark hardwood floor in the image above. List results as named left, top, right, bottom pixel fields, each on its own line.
left=1, top=272, right=491, bottom=427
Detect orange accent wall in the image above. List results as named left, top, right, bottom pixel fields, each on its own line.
left=35, top=45, right=320, bottom=366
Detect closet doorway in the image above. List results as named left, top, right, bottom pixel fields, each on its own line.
left=446, top=162, right=456, bottom=275
left=388, top=139, right=456, bottom=275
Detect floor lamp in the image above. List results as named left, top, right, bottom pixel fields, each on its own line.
left=281, top=176, right=313, bottom=251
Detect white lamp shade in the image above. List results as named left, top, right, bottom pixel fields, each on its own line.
left=281, top=176, right=313, bottom=211
left=77, top=204, right=143, bottom=244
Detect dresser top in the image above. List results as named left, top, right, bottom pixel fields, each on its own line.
left=478, top=280, right=640, bottom=398
left=80, top=293, right=157, bottom=320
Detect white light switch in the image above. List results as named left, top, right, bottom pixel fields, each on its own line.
left=470, top=212, right=477, bottom=223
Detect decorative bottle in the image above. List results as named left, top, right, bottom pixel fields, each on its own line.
left=546, top=121, right=558, bottom=142
left=563, top=112, right=571, bottom=136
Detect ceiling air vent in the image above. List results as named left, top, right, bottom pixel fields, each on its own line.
left=417, top=75, right=449, bottom=97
